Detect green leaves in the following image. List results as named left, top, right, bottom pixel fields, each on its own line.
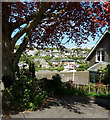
left=77, top=63, right=89, bottom=71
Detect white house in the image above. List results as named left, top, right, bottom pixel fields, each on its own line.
left=60, top=59, right=75, bottom=70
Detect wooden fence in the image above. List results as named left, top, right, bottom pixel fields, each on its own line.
left=63, top=81, right=110, bottom=94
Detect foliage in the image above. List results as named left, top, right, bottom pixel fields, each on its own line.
left=44, top=74, right=62, bottom=95
left=19, top=53, right=35, bottom=64
left=52, top=74, right=62, bottom=88
left=29, top=62, right=35, bottom=78
left=2, top=75, right=14, bottom=89
left=14, top=45, right=20, bottom=50
left=3, top=75, right=48, bottom=111
left=35, top=66, right=64, bottom=72
left=77, top=64, right=85, bottom=71
left=97, top=64, right=110, bottom=85
left=57, top=65, right=64, bottom=72
left=85, top=92, right=110, bottom=99
left=47, top=60, right=52, bottom=67
left=3, top=74, right=110, bottom=114
left=19, top=55, right=28, bottom=62
left=3, top=2, right=109, bottom=49
left=77, top=62, right=89, bottom=71
left=103, top=65, right=110, bottom=85
left=3, top=74, right=63, bottom=111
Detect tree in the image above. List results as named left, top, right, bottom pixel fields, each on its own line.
left=98, top=65, right=110, bottom=85
left=29, top=62, right=35, bottom=78
left=103, top=65, right=110, bottom=85
left=77, top=62, right=89, bottom=71
left=2, top=2, right=109, bottom=88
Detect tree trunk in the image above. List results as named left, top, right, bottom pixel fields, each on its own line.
left=2, top=33, right=16, bottom=88
left=2, top=33, right=29, bottom=88
left=2, top=3, right=29, bottom=88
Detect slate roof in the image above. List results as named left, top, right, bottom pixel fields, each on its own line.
left=87, top=62, right=110, bottom=72
left=85, top=29, right=110, bottom=61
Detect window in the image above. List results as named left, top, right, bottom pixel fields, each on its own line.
left=102, top=50, right=105, bottom=61
left=96, top=50, right=105, bottom=62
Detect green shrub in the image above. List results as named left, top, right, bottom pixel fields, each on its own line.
left=52, top=74, right=62, bottom=89
left=77, top=62, right=89, bottom=71
left=57, top=65, right=64, bottom=72
left=44, top=74, right=62, bottom=95
left=103, top=65, right=110, bottom=85
left=3, top=75, right=47, bottom=111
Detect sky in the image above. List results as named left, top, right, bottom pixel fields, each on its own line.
left=12, top=24, right=107, bottom=50
left=64, top=40, right=96, bottom=49
left=13, top=33, right=99, bottom=50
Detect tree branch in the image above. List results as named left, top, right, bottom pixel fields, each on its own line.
left=13, top=35, right=29, bottom=65
left=12, top=3, right=51, bottom=46
left=12, top=3, right=59, bottom=30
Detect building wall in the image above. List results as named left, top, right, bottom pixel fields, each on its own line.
left=89, top=32, right=110, bottom=67
left=35, top=71, right=89, bottom=85
left=73, top=71, right=89, bottom=85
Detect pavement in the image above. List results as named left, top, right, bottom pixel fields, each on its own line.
left=9, top=95, right=110, bottom=119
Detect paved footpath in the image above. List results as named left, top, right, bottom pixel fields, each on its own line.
left=10, top=96, right=110, bottom=118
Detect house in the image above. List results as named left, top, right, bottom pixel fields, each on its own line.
left=52, top=49, right=60, bottom=53
left=26, top=48, right=38, bottom=56
left=85, top=29, right=110, bottom=83
left=64, top=49, right=72, bottom=57
left=52, top=52, right=60, bottom=58
left=50, top=59, right=60, bottom=68
left=39, top=51, right=52, bottom=57
left=60, top=59, right=75, bottom=70
left=39, top=59, right=51, bottom=68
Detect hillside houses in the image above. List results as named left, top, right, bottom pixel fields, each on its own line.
left=26, top=49, right=38, bottom=56
left=50, top=60, right=59, bottom=68
left=72, top=48, right=89, bottom=58
left=50, top=59, right=76, bottom=70
left=16, top=46, right=90, bottom=71
left=39, top=50, right=52, bottom=57
left=18, top=47, right=90, bottom=59
left=61, top=59, right=75, bottom=69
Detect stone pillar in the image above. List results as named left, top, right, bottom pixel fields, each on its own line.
left=73, top=70, right=76, bottom=83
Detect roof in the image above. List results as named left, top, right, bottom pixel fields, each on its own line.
left=50, top=59, right=57, bottom=62
left=87, top=62, right=110, bottom=72
left=60, top=59, right=74, bottom=62
left=85, top=29, right=110, bottom=61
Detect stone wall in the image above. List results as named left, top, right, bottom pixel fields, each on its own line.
left=73, top=71, right=89, bottom=85
left=60, top=71, right=73, bottom=82
left=35, top=70, right=89, bottom=85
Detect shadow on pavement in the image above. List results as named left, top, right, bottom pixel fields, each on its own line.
left=2, top=94, right=110, bottom=118
left=93, top=97, right=110, bottom=110
left=40, top=95, right=91, bottom=114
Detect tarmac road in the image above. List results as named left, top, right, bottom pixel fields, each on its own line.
left=10, top=95, right=110, bottom=119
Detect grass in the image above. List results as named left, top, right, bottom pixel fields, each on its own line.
left=35, top=67, right=57, bottom=72
left=85, top=91, right=110, bottom=99
left=35, top=67, right=64, bottom=72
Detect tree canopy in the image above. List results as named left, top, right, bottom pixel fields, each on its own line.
left=3, top=2, right=109, bottom=49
